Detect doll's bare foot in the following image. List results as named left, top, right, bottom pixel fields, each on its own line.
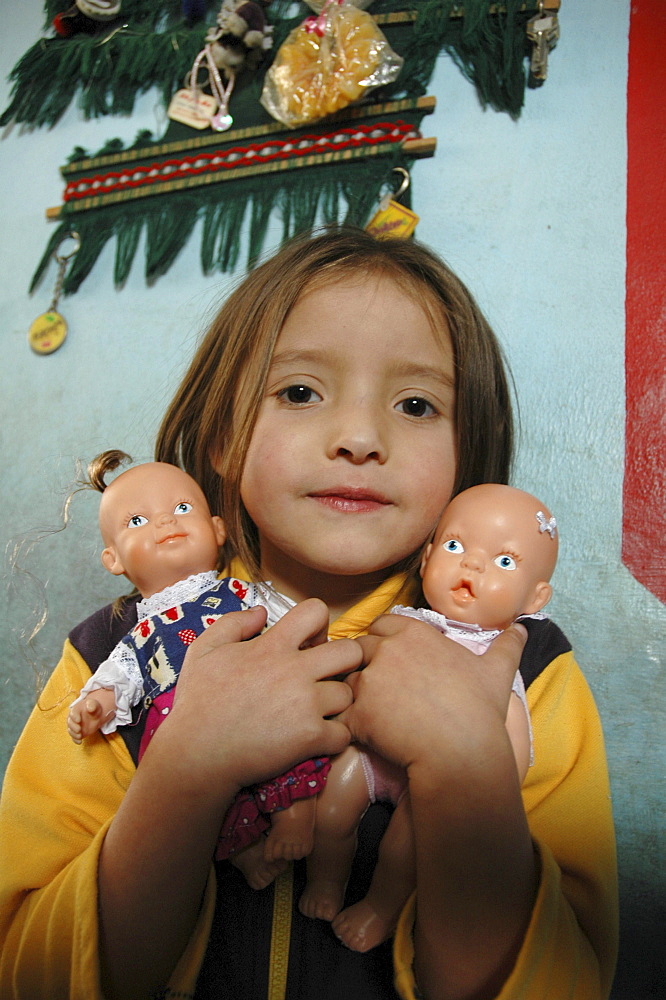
left=298, top=878, right=346, bottom=922
left=332, top=900, right=394, bottom=952
left=67, top=691, right=116, bottom=743
left=232, top=838, right=287, bottom=891
left=264, top=798, right=316, bottom=862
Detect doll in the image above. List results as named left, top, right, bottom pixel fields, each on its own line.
left=66, top=453, right=328, bottom=886
left=299, top=483, right=559, bottom=953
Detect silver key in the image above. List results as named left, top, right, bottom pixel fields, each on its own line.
left=526, top=11, right=560, bottom=81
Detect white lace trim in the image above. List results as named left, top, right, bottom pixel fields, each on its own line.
left=136, top=571, right=221, bottom=619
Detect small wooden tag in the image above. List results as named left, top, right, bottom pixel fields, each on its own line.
left=167, top=88, right=218, bottom=129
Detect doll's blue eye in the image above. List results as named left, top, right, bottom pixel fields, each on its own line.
left=443, top=539, right=464, bottom=554
left=494, top=554, right=517, bottom=570
left=128, top=515, right=148, bottom=528
left=174, top=502, right=193, bottom=515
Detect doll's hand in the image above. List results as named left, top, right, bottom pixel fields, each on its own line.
left=67, top=688, right=117, bottom=743
left=340, top=614, right=527, bottom=773
left=160, top=599, right=360, bottom=793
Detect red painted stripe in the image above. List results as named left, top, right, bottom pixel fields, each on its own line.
left=623, top=0, right=666, bottom=602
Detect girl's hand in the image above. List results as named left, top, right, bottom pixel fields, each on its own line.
left=162, top=599, right=360, bottom=793
left=341, top=613, right=528, bottom=773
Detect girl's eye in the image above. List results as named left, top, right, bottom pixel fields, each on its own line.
left=443, top=538, right=464, bottom=554
left=278, top=384, right=322, bottom=405
left=494, top=554, right=517, bottom=571
left=174, top=502, right=193, bottom=515
left=397, top=396, right=436, bottom=418
left=128, top=515, right=148, bottom=528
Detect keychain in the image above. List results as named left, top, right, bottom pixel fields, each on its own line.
left=28, top=232, right=80, bottom=355
left=366, top=168, right=419, bottom=240
left=168, top=46, right=235, bottom=132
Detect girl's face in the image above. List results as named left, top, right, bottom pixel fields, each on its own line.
left=239, top=273, right=457, bottom=609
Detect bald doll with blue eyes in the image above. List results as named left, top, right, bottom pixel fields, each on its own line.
left=300, top=483, right=558, bottom=954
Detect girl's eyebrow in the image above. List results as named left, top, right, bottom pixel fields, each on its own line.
left=269, top=349, right=455, bottom=389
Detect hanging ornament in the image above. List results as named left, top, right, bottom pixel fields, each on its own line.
left=207, top=1, right=273, bottom=76
left=52, top=0, right=122, bottom=37
left=168, top=59, right=221, bottom=131
left=366, top=167, right=419, bottom=239
left=168, top=1, right=273, bottom=132
left=28, top=233, right=80, bottom=355
left=260, top=0, right=403, bottom=128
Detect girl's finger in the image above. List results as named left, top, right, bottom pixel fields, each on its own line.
left=479, top=623, right=528, bottom=685
left=267, top=597, right=330, bottom=648
left=317, top=679, right=354, bottom=718
left=318, top=717, right=352, bottom=758
left=303, top=636, right=363, bottom=680
left=193, top=604, right=268, bottom=648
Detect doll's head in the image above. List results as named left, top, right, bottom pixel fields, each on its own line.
left=420, top=483, right=558, bottom=631
left=97, top=460, right=226, bottom=599
left=155, top=227, right=514, bottom=580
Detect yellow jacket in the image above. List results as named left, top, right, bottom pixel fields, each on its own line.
left=0, top=568, right=617, bottom=999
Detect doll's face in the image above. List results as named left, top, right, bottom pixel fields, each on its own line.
left=420, top=484, right=557, bottom=631
left=99, top=463, right=226, bottom=599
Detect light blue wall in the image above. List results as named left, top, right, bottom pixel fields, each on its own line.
left=0, top=3, right=663, bottom=996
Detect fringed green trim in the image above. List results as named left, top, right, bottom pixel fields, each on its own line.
left=31, top=149, right=411, bottom=294
left=3, top=1, right=549, bottom=128
left=391, top=0, right=534, bottom=118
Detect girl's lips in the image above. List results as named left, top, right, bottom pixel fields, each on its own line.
left=308, top=487, right=392, bottom=513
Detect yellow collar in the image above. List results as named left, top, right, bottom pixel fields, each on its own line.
left=226, top=557, right=419, bottom=640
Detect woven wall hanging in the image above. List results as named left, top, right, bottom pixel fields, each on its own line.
left=8, top=1, right=560, bottom=293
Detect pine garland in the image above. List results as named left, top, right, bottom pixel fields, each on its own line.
left=2, top=1, right=545, bottom=127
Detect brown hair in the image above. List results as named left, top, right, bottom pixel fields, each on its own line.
left=155, top=227, right=514, bottom=579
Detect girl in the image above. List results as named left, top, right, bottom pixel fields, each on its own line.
left=0, top=228, right=617, bottom=1000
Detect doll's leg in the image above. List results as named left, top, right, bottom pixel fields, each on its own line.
left=264, top=795, right=317, bottom=862
left=67, top=688, right=117, bottom=743
left=332, top=792, right=415, bottom=952
left=231, top=837, right=288, bottom=891
left=298, top=745, right=370, bottom=922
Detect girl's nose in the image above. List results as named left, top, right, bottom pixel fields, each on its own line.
left=326, top=403, right=388, bottom=464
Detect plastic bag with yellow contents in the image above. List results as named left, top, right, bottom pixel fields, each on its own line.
left=260, top=0, right=403, bottom=128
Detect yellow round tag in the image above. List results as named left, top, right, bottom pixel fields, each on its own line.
left=28, top=311, right=68, bottom=355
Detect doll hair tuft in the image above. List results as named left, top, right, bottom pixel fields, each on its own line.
left=155, top=226, right=514, bottom=581
left=86, top=449, right=132, bottom=493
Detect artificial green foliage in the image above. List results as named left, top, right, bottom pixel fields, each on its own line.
left=2, top=1, right=543, bottom=128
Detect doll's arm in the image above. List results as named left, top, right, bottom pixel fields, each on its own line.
left=67, top=640, right=144, bottom=742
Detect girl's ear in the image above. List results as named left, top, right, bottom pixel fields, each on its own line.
left=211, top=515, right=226, bottom=546
left=419, top=543, right=433, bottom=578
left=524, top=581, right=552, bottom=616
left=101, top=546, right=125, bottom=577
